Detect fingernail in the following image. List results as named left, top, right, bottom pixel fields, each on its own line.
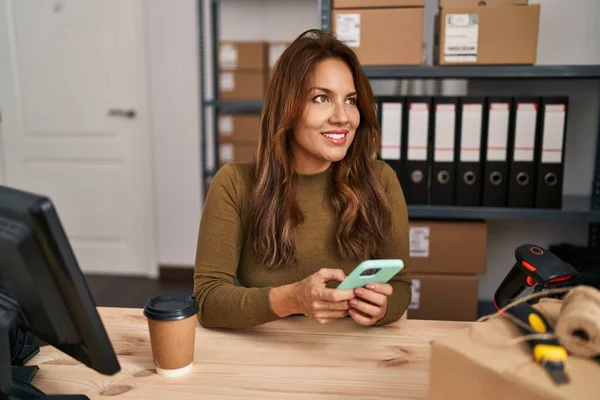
left=350, top=299, right=358, bottom=306
left=355, top=288, right=364, bottom=295
left=366, top=284, right=375, bottom=290
left=348, top=309, right=354, bottom=315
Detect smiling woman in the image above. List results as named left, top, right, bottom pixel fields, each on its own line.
left=193, top=29, right=412, bottom=329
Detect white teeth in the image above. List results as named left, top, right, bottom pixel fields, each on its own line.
left=323, top=133, right=344, bottom=140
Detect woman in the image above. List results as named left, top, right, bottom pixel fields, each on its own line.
left=194, top=29, right=411, bottom=329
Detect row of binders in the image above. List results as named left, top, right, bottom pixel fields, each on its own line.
left=377, top=96, right=568, bottom=209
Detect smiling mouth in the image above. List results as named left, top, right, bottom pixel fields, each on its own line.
left=322, top=132, right=346, bottom=140
left=321, top=130, right=349, bottom=145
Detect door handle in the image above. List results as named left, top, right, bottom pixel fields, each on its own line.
left=107, top=108, right=136, bottom=119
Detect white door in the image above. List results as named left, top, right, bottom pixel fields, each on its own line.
left=0, top=0, right=156, bottom=276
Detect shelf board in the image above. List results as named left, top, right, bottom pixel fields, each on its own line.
left=211, top=100, right=263, bottom=114
left=362, top=65, right=600, bottom=80
left=408, top=196, right=600, bottom=222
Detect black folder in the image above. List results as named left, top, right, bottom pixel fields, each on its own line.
left=508, top=97, right=540, bottom=208
left=377, top=96, right=405, bottom=179
left=482, top=97, right=512, bottom=207
left=430, top=97, right=458, bottom=205
left=400, top=97, right=432, bottom=205
left=456, top=97, right=485, bottom=206
left=535, top=97, right=568, bottom=209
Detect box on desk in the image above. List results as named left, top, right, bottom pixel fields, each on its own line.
left=408, top=220, right=487, bottom=274
left=219, top=115, right=260, bottom=143
left=408, top=273, right=479, bottom=321
left=428, top=301, right=596, bottom=400
left=333, top=5, right=424, bottom=65
left=436, top=1, right=540, bottom=65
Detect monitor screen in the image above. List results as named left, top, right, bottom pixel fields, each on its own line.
left=0, top=185, right=120, bottom=397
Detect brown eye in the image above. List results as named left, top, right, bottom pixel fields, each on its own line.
left=313, top=94, right=328, bottom=103
left=346, top=97, right=357, bottom=106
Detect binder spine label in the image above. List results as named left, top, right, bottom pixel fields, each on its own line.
left=460, top=104, right=482, bottom=162
left=434, top=104, right=456, bottom=162
left=408, top=103, right=429, bottom=161
left=381, top=103, right=402, bottom=160
left=487, top=103, right=509, bottom=161
left=542, top=104, right=566, bottom=164
left=514, top=103, right=537, bottom=162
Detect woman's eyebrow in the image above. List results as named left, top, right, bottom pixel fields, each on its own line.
left=309, top=87, right=357, bottom=97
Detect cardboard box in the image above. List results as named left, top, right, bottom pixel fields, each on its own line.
left=219, top=41, right=267, bottom=71
left=439, top=0, right=527, bottom=6
left=429, top=301, right=595, bottom=400
left=268, top=41, right=291, bottom=70
left=218, top=115, right=260, bottom=143
left=437, top=4, right=540, bottom=65
left=219, top=70, right=266, bottom=100
left=219, top=141, right=258, bottom=165
left=408, top=221, right=487, bottom=274
left=333, top=8, right=424, bottom=65
left=334, top=0, right=425, bottom=8
left=407, top=273, right=479, bottom=321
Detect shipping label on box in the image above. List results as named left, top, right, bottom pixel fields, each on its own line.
left=219, top=43, right=238, bottom=69
left=219, top=143, right=234, bottom=163
left=443, top=13, right=479, bottom=63
left=220, top=72, right=235, bottom=92
left=219, top=116, right=234, bottom=136
left=269, top=43, right=289, bottom=69
left=409, top=278, right=421, bottom=310
left=409, top=226, right=430, bottom=258
left=335, top=13, right=361, bottom=47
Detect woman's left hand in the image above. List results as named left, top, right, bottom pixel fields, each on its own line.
left=348, top=283, right=393, bottom=326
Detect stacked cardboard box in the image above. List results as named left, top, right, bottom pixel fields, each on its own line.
left=332, top=0, right=425, bottom=65
left=436, top=0, right=540, bottom=65
left=218, top=41, right=266, bottom=164
left=219, top=41, right=268, bottom=100
left=406, top=220, right=487, bottom=322
left=268, top=41, right=291, bottom=80
left=218, top=114, right=260, bottom=165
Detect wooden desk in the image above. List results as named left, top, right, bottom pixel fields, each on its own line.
left=29, top=307, right=469, bottom=399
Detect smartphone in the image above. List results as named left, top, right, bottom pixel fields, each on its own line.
left=336, top=259, right=404, bottom=290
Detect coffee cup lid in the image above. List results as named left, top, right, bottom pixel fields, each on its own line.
left=143, top=293, right=198, bottom=321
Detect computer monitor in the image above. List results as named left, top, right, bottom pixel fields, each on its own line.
left=0, top=185, right=121, bottom=399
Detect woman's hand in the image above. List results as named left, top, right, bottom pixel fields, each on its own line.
left=291, top=268, right=356, bottom=324
left=348, top=283, right=393, bottom=326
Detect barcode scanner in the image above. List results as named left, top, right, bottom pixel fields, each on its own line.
left=493, top=244, right=579, bottom=310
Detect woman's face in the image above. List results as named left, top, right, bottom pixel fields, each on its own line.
left=290, top=58, right=360, bottom=174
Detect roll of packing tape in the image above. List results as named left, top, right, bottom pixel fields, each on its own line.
left=555, top=285, right=600, bottom=358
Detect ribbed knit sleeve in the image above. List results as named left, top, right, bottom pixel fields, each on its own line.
left=193, top=164, right=279, bottom=329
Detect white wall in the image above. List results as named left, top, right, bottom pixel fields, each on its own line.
left=146, top=0, right=202, bottom=267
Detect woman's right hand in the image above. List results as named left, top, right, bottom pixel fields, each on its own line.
left=292, top=268, right=356, bottom=324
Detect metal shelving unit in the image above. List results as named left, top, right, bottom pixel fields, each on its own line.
left=198, top=0, right=600, bottom=245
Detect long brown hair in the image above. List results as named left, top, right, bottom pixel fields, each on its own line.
left=250, top=29, right=392, bottom=269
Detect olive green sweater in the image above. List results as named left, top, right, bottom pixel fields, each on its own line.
left=193, top=160, right=412, bottom=329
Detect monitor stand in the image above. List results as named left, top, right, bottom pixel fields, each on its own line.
left=0, top=297, right=89, bottom=399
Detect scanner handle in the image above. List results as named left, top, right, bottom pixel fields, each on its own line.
left=493, top=262, right=528, bottom=310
